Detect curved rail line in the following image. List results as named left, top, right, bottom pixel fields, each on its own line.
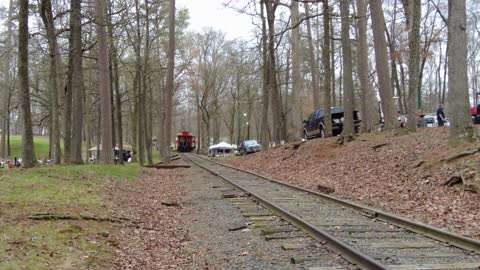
left=182, top=153, right=480, bottom=270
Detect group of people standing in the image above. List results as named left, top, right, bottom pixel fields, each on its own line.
left=0, top=157, right=22, bottom=169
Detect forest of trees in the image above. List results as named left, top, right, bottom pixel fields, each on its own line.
left=0, top=0, right=476, bottom=167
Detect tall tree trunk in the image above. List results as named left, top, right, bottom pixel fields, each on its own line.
left=134, top=0, right=144, bottom=165
left=369, top=0, right=397, bottom=130
left=143, top=0, right=153, bottom=166
left=85, top=86, right=91, bottom=162
left=196, top=97, right=201, bottom=154
left=386, top=28, right=405, bottom=114
left=290, top=0, right=302, bottom=140
left=265, top=0, right=283, bottom=145
left=110, top=63, right=116, bottom=149
left=108, top=0, right=123, bottom=165
left=406, top=0, right=421, bottom=132
left=163, top=0, right=176, bottom=161
left=158, top=67, right=166, bottom=157
left=260, top=0, right=270, bottom=148
left=19, top=0, right=36, bottom=167
left=304, top=2, right=320, bottom=110
left=283, top=44, right=290, bottom=141
left=64, top=46, right=73, bottom=162
left=441, top=46, right=448, bottom=105
left=235, top=76, right=242, bottom=145
left=6, top=90, right=11, bottom=156
left=0, top=0, right=13, bottom=159
left=448, top=0, right=472, bottom=138
left=40, top=0, right=62, bottom=164
left=70, top=0, right=84, bottom=164
left=323, top=0, right=333, bottom=136
left=131, top=75, right=138, bottom=156
left=331, top=18, right=336, bottom=107
left=340, top=0, right=354, bottom=138
left=96, top=0, right=113, bottom=163
left=200, top=108, right=210, bottom=153
left=357, top=0, right=376, bottom=132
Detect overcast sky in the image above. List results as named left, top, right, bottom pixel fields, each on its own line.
left=0, top=0, right=253, bottom=39
left=177, top=0, right=253, bottom=39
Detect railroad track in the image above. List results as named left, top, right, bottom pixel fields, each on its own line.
left=182, top=153, right=480, bottom=270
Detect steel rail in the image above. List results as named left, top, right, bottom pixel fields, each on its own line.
left=192, top=153, right=480, bottom=254
left=182, top=153, right=390, bottom=270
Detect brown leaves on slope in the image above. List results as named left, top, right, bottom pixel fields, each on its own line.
left=225, top=128, right=480, bottom=239
left=109, top=169, right=191, bottom=269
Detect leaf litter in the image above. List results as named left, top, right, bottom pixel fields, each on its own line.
left=108, top=168, right=192, bottom=269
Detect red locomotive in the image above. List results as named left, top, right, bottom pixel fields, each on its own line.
left=177, top=131, right=196, bottom=152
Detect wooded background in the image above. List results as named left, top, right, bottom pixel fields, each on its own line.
left=0, top=0, right=475, bottom=167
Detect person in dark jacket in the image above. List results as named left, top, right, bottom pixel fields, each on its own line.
left=437, top=104, right=446, bottom=127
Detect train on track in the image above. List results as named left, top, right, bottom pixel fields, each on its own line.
left=177, top=131, right=196, bottom=152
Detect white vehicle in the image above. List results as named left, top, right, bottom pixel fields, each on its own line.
left=424, top=114, right=437, bottom=127
left=424, top=114, right=450, bottom=127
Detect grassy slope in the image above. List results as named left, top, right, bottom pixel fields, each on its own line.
left=8, top=135, right=53, bottom=161
left=0, top=164, right=140, bottom=269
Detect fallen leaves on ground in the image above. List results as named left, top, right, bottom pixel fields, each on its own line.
left=109, top=168, right=191, bottom=269
left=225, top=128, right=480, bottom=239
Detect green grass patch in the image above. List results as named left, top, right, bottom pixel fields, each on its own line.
left=0, top=164, right=139, bottom=205
left=0, top=164, right=140, bottom=269
left=8, top=135, right=54, bottom=161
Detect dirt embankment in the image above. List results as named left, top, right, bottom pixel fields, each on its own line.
left=225, top=128, right=480, bottom=239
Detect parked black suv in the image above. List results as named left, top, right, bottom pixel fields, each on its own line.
left=303, top=107, right=361, bottom=139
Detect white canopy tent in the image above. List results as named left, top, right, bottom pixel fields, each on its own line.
left=208, top=142, right=236, bottom=156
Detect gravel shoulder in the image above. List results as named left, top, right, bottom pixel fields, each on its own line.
left=182, top=164, right=283, bottom=269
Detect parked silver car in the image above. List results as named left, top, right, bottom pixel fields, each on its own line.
left=238, top=140, right=262, bottom=155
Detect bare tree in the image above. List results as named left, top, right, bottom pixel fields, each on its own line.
left=70, top=0, right=84, bottom=164
left=323, top=0, right=333, bottom=136
left=19, top=0, right=36, bottom=167
left=260, top=0, right=270, bottom=148
left=356, top=0, right=377, bottom=132
left=369, top=0, right=397, bottom=130
left=162, top=0, right=176, bottom=160
left=448, top=0, right=473, bottom=139
left=134, top=0, right=144, bottom=165
left=264, top=0, right=283, bottom=145
left=340, top=0, right=354, bottom=140
left=96, top=0, right=113, bottom=163
left=39, top=0, right=62, bottom=164
left=108, top=0, right=123, bottom=165
left=143, top=0, right=153, bottom=166
left=406, top=0, right=422, bottom=132
left=0, top=0, right=14, bottom=159
left=304, top=2, right=320, bottom=110
left=290, top=0, right=303, bottom=140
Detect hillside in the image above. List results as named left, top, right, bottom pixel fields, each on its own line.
left=225, top=128, right=480, bottom=239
